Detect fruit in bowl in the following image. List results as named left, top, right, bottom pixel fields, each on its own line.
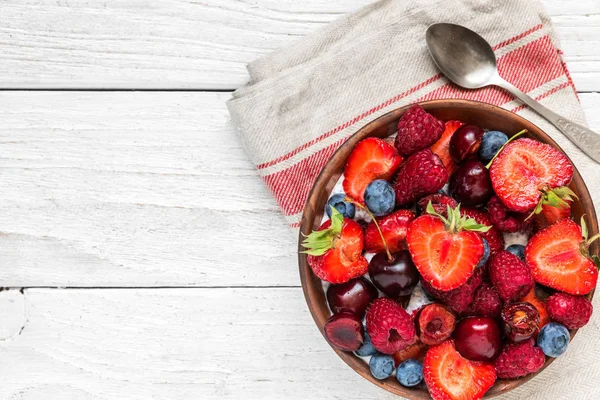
left=299, top=100, right=599, bottom=399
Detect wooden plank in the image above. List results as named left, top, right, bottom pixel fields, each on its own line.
left=1, top=287, right=600, bottom=399
left=0, top=91, right=299, bottom=287
left=0, top=0, right=598, bottom=90
left=1, top=91, right=599, bottom=287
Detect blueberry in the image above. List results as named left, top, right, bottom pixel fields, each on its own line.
left=364, top=179, right=395, bottom=217
left=326, top=193, right=356, bottom=219
left=479, top=131, right=508, bottom=162
left=396, top=359, right=423, bottom=387
left=537, top=322, right=570, bottom=357
left=506, top=244, right=525, bottom=260
left=355, top=328, right=377, bottom=357
left=477, top=239, right=490, bottom=268
left=369, top=353, right=395, bottom=379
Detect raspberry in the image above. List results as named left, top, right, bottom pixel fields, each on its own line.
left=462, top=208, right=505, bottom=256
left=489, top=251, right=534, bottom=303
left=466, top=283, right=503, bottom=318
left=416, top=193, right=458, bottom=217
left=494, top=339, right=545, bottom=379
left=487, top=196, right=531, bottom=233
left=421, top=268, right=483, bottom=314
left=546, top=293, right=593, bottom=329
left=366, top=298, right=416, bottom=355
left=395, top=104, right=445, bottom=156
left=393, top=149, right=448, bottom=207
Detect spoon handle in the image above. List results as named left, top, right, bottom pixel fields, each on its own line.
left=496, top=78, right=600, bottom=164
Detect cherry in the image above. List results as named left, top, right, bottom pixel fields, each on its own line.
left=449, top=160, right=493, bottom=207
left=450, top=124, right=484, bottom=163
left=502, top=302, right=540, bottom=343
left=454, top=317, right=502, bottom=362
left=417, top=303, right=456, bottom=346
left=368, top=250, right=419, bottom=301
left=327, top=277, right=378, bottom=318
left=323, top=312, right=364, bottom=352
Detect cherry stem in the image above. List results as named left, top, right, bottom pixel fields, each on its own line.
left=485, top=129, right=528, bottom=169
left=344, top=197, right=393, bottom=262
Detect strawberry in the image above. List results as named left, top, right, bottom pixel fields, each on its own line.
left=366, top=298, right=416, bottom=354
left=302, top=208, right=368, bottom=284
left=393, top=149, right=448, bottom=207
left=364, top=209, right=415, bottom=253
left=424, top=340, right=496, bottom=400
left=407, top=203, right=490, bottom=291
left=395, top=104, right=445, bottom=156
left=430, top=120, right=464, bottom=174
left=489, top=138, right=573, bottom=213
left=541, top=199, right=572, bottom=225
left=526, top=218, right=600, bottom=295
left=417, top=193, right=458, bottom=217
left=342, top=137, right=403, bottom=203
left=520, top=288, right=551, bottom=330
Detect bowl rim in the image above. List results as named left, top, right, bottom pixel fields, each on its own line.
left=297, top=99, right=599, bottom=399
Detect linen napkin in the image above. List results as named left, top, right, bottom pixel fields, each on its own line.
left=227, top=1, right=600, bottom=396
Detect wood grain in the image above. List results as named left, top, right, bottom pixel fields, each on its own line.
left=0, top=0, right=598, bottom=90
left=1, top=287, right=600, bottom=400
left=1, top=91, right=599, bottom=288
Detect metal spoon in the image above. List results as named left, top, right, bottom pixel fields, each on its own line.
left=426, top=22, right=600, bottom=164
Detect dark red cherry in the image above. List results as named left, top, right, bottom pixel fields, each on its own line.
left=326, top=277, right=378, bottom=318
left=454, top=317, right=502, bottom=362
left=323, top=312, right=364, bottom=351
left=501, top=302, right=540, bottom=343
left=449, top=160, right=493, bottom=207
left=368, top=250, right=419, bottom=301
left=450, top=125, right=484, bottom=163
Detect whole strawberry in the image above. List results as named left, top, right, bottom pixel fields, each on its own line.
left=467, top=283, right=503, bottom=318
left=421, top=268, right=484, bottom=314
left=303, top=208, right=368, bottom=284
left=395, top=104, right=445, bottom=156
left=366, top=298, right=416, bottom=354
left=494, top=339, right=545, bottom=379
left=489, top=251, right=534, bottom=303
left=546, top=293, right=593, bottom=329
left=393, top=149, right=448, bottom=207
left=416, top=193, right=458, bottom=217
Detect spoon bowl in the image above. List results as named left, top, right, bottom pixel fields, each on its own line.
left=426, top=23, right=498, bottom=88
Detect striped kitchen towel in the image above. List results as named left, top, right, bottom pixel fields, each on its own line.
left=227, top=0, right=598, bottom=232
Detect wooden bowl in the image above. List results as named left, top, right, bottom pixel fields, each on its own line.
left=298, top=99, right=599, bottom=399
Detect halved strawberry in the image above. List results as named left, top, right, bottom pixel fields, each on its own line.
left=525, top=219, right=599, bottom=295
left=364, top=209, right=415, bottom=253
left=430, top=120, right=463, bottom=175
left=303, top=208, right=368, bottom=284
left=489, top=138, right=573, bottom=213
left=520, top=288, right=551, bottom=330
left=424, top=340, right=496, bottom=400
left=342, top=137, right=403, bottom=203
left=407, top=204, right=489, bottom=291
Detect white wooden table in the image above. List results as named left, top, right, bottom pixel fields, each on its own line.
left=0, top=1, right=599, bottom=399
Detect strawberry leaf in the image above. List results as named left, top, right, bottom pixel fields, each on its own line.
left=592, top=255, right=600, bottom=270
left=581, top=216, right=589, bottom=241
left=330, top=206, right=344, bottom=234
left=300, top=207, right=344, bottom=256
left=462, top=219, right=492, bottom=233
